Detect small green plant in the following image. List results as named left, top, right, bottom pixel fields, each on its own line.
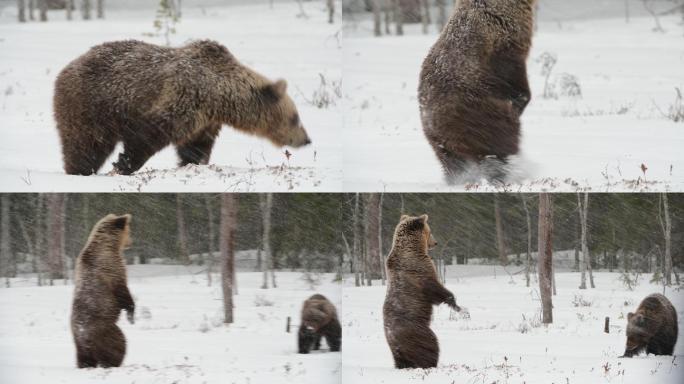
left=152, top=0, right=179, bottom=46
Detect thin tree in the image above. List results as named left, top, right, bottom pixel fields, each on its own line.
left=38, top=0, right=47, bottom=21
left=66, top=0, right=73, bottom=20
left=260, top=193, right=275, bottom=289
left=18, top=0, right=26, bottom=22
left=97, top=0, right=104, bottom=19
left=205, top=195, right=215, bottom=287
left=494, top=195, right=508, bottom=265
left=372, top=0, right=382, bottom=36
left=327, top=0, right=334, bottom=23
left=521, top=194, right=532, bottom=287
left=176, top=194, right=189, bottom=264
left=1, top=195, right=10, bottom=287
left=420, top=0, right=430, bottom=34
left=220, top=194, right=237, bottom=324
left=82, top=0, right=92, bottom=20
left=28, top=0, right=35, bottom=21
left=394, top=0, right=404, bottom=35
left=658, top=193, right=673, bottom=286
left=538, top=193, right=553, bottom=324
left=378, top=193, right=385, bottom=285
left=578, top=193, right=594, bottom=289
left=352, top=193, right=361, bottom=287
left=34, top=195, right=44, bottom=286
left=436, top=0, right=448, bottom=31
left=47, top=194, right=65, bottom=284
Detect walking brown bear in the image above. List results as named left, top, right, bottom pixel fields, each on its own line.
left=54, top=39, right=311, bottom=176
left=418, top=0, right=537, bottom=184
left=383, top=214, right=462, bottom=369
left=298, top=294, right=341, bottom=353
left=622, top=293, right=678, bottom=357
left=71, top=214, right=135, bottom=368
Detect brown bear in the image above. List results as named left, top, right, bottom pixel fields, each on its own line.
left=298, top=294, right=341, bottom=354
left=54, top=39, right=311, bottom=176
left=71, top=214, right=135, bottom=368
left=622, top=293, right=678, bottom=357
left=383, top=214, right=461, bottom=369
left=418, top=0, right=537, bottom=184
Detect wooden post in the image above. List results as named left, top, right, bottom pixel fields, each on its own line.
left=286, top=316, right=291, bottom=333
left=604, top=317, right=610, bottom=333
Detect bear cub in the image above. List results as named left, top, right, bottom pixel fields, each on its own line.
left=298, top=294, right=342, bottom=354
left=71, top=214, right=135, bottom=368
left=383, top=214, right=462, bottom=369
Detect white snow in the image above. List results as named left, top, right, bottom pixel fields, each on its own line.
left=0, top=268, right=342, bottom=384
left=342, top=267, right=684, bottom=383
left=342, top=15, right=684, bottom=191
left=0, top=2, right=343, bottom=192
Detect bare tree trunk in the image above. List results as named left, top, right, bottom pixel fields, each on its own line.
left=18, top=0, right=26, bottom=22
left=220, top=194, right=237, bottom=324
left=384, top=0, right=391, bottom=34
left=96, top=0, right=104, bottom=19
left=82, top=0, right=91, bottom=20
left=38, top=0, right=47, bottom=21
left=436, top=0, right=447, bottom=31
left=176, top=194, right=189, bottom=264
left=521, top=195, right=532, bottom=287
left=372, top=0, right=382, bottom=36
left=66, top=0, right=73, bottom=20
left=538, top=193, right=553, bottom=324
left=205, top=196, right=214, bottom=287
left=378, top=193, right=385, bottom=285
left=578, top=193, right=587, bottom=289
left=61, top=195, right=68, bottom=284
left=365, top=194, right=382, bottom=284
left=394, top=0, right=404, bottom=35
left=1, top=195, right=11, bottom=287
left=35, top=195, right=43, bottom=286
left=327, top=0, right=334, bottom=23
left=659, top=194, right=672, bottom=286
left=494, top=195, right=508, bottom=265
left=352, top=193, right=361, bottom=287
left=261, top=193, right=273, bottom=289
left=28, top=0, right=34, bottom=20
left=47, top=194, right=65, bottom=284
left=420, top=0, right=429, bottom=34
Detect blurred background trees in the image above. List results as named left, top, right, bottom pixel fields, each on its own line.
left=0, top=193, right=681, bottom=288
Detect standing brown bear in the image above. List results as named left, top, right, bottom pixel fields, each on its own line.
left=71, top=214, right=135, bottom=368
left=298, top=294, right=342, bottom=354
left=418, top=0, right=537, bottom=184
left=54, top=39, right=311, bottom=176
left=383, top=214, right=462, bottom=369
left=622, top=293, right=678, bottom=357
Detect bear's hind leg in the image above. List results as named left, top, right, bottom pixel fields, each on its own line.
left=313, top=334, right=322, bottom=350
left=76, top=344, right=97, bottom=368
left=62, top=133, right=117, bottom=176
left=175, top=123, right=221, bottom=167
left=113, top=136, right=169, bottom=175
left=94, top=325, right=126, bottom=368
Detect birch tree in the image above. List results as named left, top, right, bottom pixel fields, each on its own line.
left=261, top=193, right=275, bottom=289
left=205, top=196, right=215, bottom=287
left=47, top=194, right=65, bottom=284
left=494, top=195, right=508, bottom=265
left=521, top=194, right=532, bottom=287
left=538, top=193, right=553, bottom=324
left=578, top=193, right=594, bottom=289
left=1, top=195, right=11, bottom=287
left=378, top=193, right=385, bottom=285
left=659, top=193, right=673, bottom=286
left=176, top=194, right=189, bottom=264
left=353, top=193, right=361, bottom=287
left=220, top=194, right=237, bottom=324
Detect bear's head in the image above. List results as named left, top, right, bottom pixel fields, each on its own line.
left=393, top=214, right=437, bottom=251
left=254, top=79, right=312, bottom=148
left=625, top=311, right=656, bottom=355
left=94, top=213, right=132, bottom=251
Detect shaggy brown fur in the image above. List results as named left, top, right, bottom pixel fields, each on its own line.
left=418, top=0, right=537, bottom=183
left=383, top=214, right=461, bottom=369
left=298, top=294, right=341, bottom=354
left=622, top=293, right=678, bottom=357
left=71, top=214, right=135, bottom=368
left=54, top=39, right=310, bottom=175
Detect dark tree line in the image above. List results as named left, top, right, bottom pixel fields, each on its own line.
left=17, top=0, right=105, bottom=22
left=0, top=193, right=681, bottom=289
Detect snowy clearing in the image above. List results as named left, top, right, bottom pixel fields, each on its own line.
left=342, top=15, right=684, bottom=192
left=0, top=1, right=342, bottom=192
left=0, top=268, right=342, bottom=384
left=342, top=267, right=684, bottom=383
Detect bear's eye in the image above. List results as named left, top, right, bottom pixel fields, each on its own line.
left=290, top=114, right=300, bottom=126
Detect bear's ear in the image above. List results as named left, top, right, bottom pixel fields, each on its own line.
left=262, top=79, right=288, bottom=102
left=400, top=214, right=409, bottom=221
left=112, top=214, right=131, bottom=230
left=419, top=214, right=429, bottom=223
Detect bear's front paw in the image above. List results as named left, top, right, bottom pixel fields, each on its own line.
left=446, top=295, right=461, bottom=311
left=112, top=153, right=133, bottom=175
left=127, top=310, right=135, bottom=324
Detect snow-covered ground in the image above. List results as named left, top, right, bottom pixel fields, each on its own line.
left=342, top=15, right=684, bottom=192
left=342, top=267, right=684, bottom=383
left=0, top=1, right=342, bottom=192
left=0, top=268, right=342, bottom=384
